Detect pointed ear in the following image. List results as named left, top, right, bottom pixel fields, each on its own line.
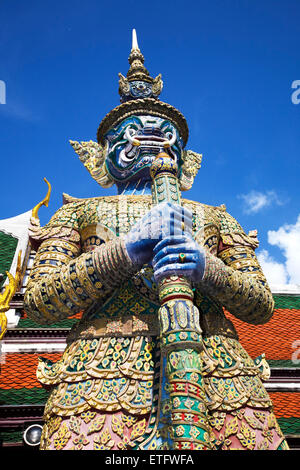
left=69, top=140, right=103, bottom=163
left=152, top=74, right=163, bottom=96
left=118, top=73, right=130, bottom=95
left=179, top=150, right=202, bottom=191
left=69, top=140, right=114, bottom=188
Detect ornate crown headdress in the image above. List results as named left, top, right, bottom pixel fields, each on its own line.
left=118, top=29, right=163, bottom=102
left=97, top=29, right=189, bottom=145
left=71, top=30, right=202, bottom=191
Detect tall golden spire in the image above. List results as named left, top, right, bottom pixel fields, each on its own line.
left=126, top=29, right=152, bottom=83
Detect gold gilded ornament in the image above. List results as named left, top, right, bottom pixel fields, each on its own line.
left=179, top=150, right=202, bottom=191
left=0, top=250, right=22, bottom=340
left=32, top=177, right=52, bottom=220
left=70, top=140, right=114, bottom=188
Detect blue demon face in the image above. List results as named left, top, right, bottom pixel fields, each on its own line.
left=104, top=115, right=184, bottom=183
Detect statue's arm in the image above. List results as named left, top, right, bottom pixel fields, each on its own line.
left=24, top=201, right=188, bottom=325
left=24, top=236, right=136, bottom=325
left=197, top=212, right=274, bottom=325
left=24, top=208, right=136, bottom=325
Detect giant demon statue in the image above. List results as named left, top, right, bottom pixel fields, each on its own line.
left=24, top=31, right=288, bottom=451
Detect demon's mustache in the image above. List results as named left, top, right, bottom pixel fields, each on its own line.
left=125, top=127, right=176, bottom=148
left=119, top=127, right=177, bottom=164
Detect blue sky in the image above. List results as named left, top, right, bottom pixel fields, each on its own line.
left=0, top=0, right=300, bottom=286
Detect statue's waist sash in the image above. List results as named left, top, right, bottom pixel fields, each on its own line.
left=67, top=314, right=160, bottom=343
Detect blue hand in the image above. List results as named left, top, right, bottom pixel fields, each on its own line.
left=152, top=234, right=206, bottom=283
left=124, top=202, right=193, bottom=267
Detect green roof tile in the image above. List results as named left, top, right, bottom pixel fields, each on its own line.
left=278, top=417, right=300, bottom=435
left=0, top=429, right=23, bottom=443
left=17, top=317, right=79, bottom=329
left=0, top=230, right=18, bottom=288
left=0, top=387, right=49, bottom=406
left=268, top=359, right=300, bottom=368
left=273, top=295, right=300, bottom=309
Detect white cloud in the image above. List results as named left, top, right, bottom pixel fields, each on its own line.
left=257, top=249, right=288, bottom=285
left=238, top=190, right=285, bottom=214
left=257, top=214, right=300, bottom=287
left=267, top=214, right=300, bottom=285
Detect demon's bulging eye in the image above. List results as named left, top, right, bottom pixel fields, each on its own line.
left=124, top=127, right=140, bottom=146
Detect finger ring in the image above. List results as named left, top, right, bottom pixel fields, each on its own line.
left=179, top=253, right=186, bottom=263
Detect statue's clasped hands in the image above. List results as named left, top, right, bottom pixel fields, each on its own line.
left=124, top=202, right=206, bottom=283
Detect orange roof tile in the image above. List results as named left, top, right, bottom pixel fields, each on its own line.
left=269, top=392, right=300, bottom=418
left=0, top=352, right=62, bottom=389
left=21, top=310, right=83, bottom=321
left=226, top=308, right=300, bottom=360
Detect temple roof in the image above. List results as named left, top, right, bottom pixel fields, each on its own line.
left=226, top=294, right=300, bottom=368
left=0, top=230, right=18, bottom=289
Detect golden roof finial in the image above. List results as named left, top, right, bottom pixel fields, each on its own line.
left=0, top=250, right=22, bottom=340
left=32, top=177, right=52, bottom=220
